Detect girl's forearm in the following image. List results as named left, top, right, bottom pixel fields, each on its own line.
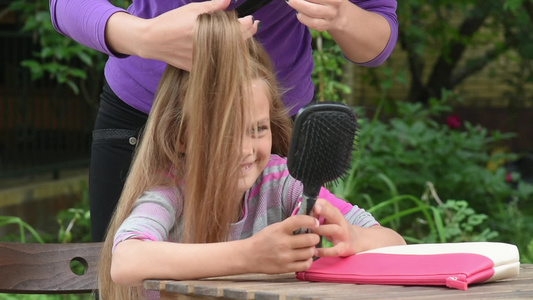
left=111, top=239, right=252, bottom=286
left=350, top=225, right=406, bottom=253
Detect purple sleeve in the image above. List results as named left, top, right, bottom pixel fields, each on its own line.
left=350, top=0, right=398, bottom=67
left=50, top=0, right=126, bottom=56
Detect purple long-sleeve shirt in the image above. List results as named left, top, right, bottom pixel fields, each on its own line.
left=50, top=0, right=398, bottom=115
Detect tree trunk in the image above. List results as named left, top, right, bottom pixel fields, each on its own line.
left=406, top=2, right=497, bottom=103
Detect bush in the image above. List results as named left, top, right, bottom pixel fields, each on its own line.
left=334, top=98, right=533, bottom=259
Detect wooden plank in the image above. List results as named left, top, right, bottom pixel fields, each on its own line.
left=150, top=264, right=533, bottom=300
left=145, top=280, right=167, bottom=293
left=0, top=242, right=102, bottom=294
left=160, top=291, right=220, bottom=300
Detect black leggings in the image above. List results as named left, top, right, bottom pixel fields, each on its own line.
left=89, top=83, right=148, bottom=242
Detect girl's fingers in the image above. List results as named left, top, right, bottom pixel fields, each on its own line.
left=312, top=223, right=340, bottom=239
left=290, top=246, right=318, bottom=261
left=316, top=245, right=342, bottom=257
left=314, top=200, right=344, bottom=225
left=285, top=215, right=320, bottom=234
left=287, top=257, right=315, bottom=272
left=291, top=231, right=321, bottom=249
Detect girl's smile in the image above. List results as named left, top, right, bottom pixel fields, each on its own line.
left=241, top=162, right=253, bottom=173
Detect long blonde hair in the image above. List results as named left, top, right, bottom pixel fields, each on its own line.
left=98, top=10, right=292, bottom=299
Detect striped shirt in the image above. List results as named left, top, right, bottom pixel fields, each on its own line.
left=114, top=155, right=378, bottom=248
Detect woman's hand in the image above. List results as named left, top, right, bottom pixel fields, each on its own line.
left=244, top=215, right=320, bottom=274
left=284, top=0, right=392, bottom=63
left=284, top=0, right=347, bottom=32
left=106, top=0, right=259, bottom=71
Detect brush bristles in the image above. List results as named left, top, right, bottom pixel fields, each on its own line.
left=288, top=110, right=357, bottom=186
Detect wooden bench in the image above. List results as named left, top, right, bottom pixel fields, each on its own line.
left=0, top=242, right=103, bottom=294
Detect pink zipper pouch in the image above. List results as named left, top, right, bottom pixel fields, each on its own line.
left=296, top=242, right=520, bottom=290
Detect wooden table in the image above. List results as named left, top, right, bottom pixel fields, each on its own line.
left=144, top=264, right=533, bottom=300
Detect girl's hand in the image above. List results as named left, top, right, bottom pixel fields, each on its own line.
left=245, top=215, right=320, bottom=274
left=107, top=0, right=259, bottom=71
left=312, top=199, right=407, bottom=257
left=311, top=198, right=359, bottom=257
left=285, top=0, right=347, bottom=32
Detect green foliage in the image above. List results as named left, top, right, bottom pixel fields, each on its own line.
left=334, top=98, right=533, bottom=261
left=56, top=182, right=92, bottom=243
left=9, top=0, right=102, bottom=95
left=0, top=294, right=93, bottom=300
left=311, top=30, right=352, bottom=103
left=0, top=216, right=44, bottom=243
left=360, top=0, right=533, bottom=104
left=8, top=0, right=130, bottom=107
left=310, top=17, right=532, bottom=260
left=523, top=239, right=533, bottom=263
left=57, top=208, right=91, bottom=243
left=344, top=99, right=530, bottom=209
left=428, top=199, right=499, bottom=243
left=353, top=183, right=499, bottom=245
left=0, top=182, right=92, bottom=244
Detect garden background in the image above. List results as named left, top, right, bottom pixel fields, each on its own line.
left=0, top=0, right=532, bottom=298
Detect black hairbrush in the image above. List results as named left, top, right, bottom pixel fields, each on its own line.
left=288, top=102, right=357, bottom=234
left=236, top=0, right=275, bottom=17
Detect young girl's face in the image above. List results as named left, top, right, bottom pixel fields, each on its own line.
left=238, top=79, right=272, bottom=193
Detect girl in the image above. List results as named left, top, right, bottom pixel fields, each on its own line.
left=98, top=10, right=405, bottom=299
left=51, top=0, right=399, bottom=244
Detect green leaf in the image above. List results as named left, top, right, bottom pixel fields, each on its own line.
left=68, top=68, right=88, bottom=79
left=8, top=1, right=26, bottom=11
left=66, top=80, right=80, bottom=95
left=503, top=0, right=524, bottom=11
left=77, top=51, right=94, bottom=66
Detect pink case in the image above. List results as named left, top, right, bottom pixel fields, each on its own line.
left=296, top=242, right=520, bottom=290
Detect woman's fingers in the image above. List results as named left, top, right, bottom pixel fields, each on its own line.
left=285, top=0, right=343, bottom=31
left=288, top=0, right=338, bottom=19
left=205, top=0, right=232, bottom=12
left=239, top=15, right=259, bottom=40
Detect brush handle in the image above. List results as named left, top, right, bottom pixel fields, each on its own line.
left=297, top=193, right=316, bottom=218
left=293, top=193, right=319, bottom=238
left=293, top=193, right=322, bottom=259
left=294, top=184, right=320, bottom=234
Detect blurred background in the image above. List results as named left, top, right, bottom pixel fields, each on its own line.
left=0, top=0, right=532, bottom=279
